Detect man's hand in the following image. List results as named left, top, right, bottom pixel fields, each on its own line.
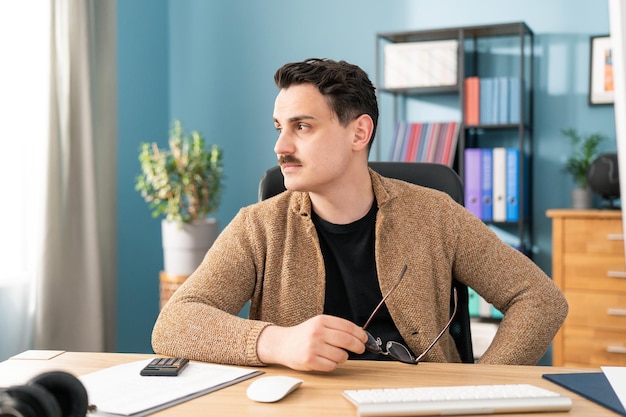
left=256, top=315, right=368, bottom=372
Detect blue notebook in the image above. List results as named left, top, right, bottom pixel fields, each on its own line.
left=542, top=372, right=626, bottom=416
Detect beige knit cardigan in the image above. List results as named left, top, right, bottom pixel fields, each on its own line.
left=152, top=169, right=567, bottom=366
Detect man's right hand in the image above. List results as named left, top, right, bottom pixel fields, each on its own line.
left=256, top=315, right=368, bottom=372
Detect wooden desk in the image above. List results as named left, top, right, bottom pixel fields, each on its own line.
left=0, top=351, right=618, bottom=416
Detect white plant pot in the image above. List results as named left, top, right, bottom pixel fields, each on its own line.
left=161, top=218, right=219, bottom=276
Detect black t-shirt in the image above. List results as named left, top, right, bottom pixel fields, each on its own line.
left=311, top=201, right=413, bottom=360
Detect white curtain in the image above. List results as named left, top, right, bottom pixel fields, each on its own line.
left=35, top=0, right=118, bottom=353
left=0, top=0, right=117, bottom=360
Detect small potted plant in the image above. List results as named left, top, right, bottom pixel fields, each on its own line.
left=136, top=120, right=224, bottom=299
left=561, top=127, right=605, bottom=209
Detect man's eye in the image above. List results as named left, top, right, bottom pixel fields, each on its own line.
left=297, top=123, right=308, bottom=130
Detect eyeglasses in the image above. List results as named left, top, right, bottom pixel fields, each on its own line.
left=362, top=265, right=458, bottom=364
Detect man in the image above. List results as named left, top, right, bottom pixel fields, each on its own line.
left=152, top=58, right=567, bottom=372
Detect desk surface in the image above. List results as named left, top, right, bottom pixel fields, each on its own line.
left=0, top=351, right=618, bottom=416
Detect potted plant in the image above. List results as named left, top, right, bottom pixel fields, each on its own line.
left=561, top=127, right=605, bottom=209
left=136, top=120, right=224, bottom=295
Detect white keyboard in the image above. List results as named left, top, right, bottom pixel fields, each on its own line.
left=343, top=384, right=572, bottom=416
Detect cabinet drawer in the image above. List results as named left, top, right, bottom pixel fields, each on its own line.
left=563, top=254, right=626, bottom=293
left=566, top=291, right=626, bottom=331
left=563, top=218, right=624, bottom=255
left=563, top=326, right=626, bottom=366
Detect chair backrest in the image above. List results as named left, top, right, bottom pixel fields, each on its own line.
left=258, top=161, right=474, bottom=363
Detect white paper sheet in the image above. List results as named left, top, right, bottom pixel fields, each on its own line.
left=79, top=358, right=261, bottom=416
left=11, top=350, right=65, bottom=360
left=601, top=366, right=626, bottom=410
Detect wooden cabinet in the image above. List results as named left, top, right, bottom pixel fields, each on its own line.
left=547, top=209, right=626, bottom=367
left=159, top=271, right=188, bottom=310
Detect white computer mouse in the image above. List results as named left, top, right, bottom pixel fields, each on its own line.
left=246, top=375, right=303, bottom=402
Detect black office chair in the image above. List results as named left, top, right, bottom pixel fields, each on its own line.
left=258, top=161, right=474, bottom=363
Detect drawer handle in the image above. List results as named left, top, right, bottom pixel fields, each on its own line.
left=608, top=271, right=626, bottom=278
left=608, top=233, right=625, bottom=241
left=607, top=346, right=626, bottom=354
left=607, top=308, right=626, bottom=316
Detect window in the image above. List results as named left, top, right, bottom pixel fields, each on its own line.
left=0, top=1, right=50, bottom=359
left=0, top=2, right=50, bottom=285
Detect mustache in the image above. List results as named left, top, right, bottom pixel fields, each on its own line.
left=278, top=155, right=301, bottom=165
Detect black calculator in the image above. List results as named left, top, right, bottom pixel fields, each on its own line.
left=140, top=357, right=189, bottom=376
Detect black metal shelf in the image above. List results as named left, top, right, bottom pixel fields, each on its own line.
left=379, top=85, right=460, bottom=96
left=376, top=21, right=534, bottom=257
left=378, top=21, right=532, bottom=44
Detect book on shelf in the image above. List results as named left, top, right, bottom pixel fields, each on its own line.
left=433, top=123, right=447, bottom=163
left=400, top=122, right=411, bottom=161
left=468, top=287, right=504, bottom=319
left=464, top=148, right=482, bottom=219
left=388, top=121, right=460, bottom=167
left=468, top=287, right=479, bottom=317
left=469, top=76, right=521, bottom=125
left=508, top=77, right=522, bottom=124
left=425, top=122, right=441, bottom=162
left=383, top=40, right=458, bottom=89
left=403, top=123, right=421, bottom=162
left=463, top=147, right=522, bottom=223
left=464, top=76, right=480, bottom=125
left=441, top=121, right=460, bottom=167
left=497, top=76, right=509, bottom=125
left=506, top=148, right=520, bottom=222
left=490, top=77, right=500, bottom=124
left=479, top=78, right=493, bottom=125
left=492, top=147, right=507, bottom=222
left=480, top=148, right=493, bottom=222
left=419, top=122, right=434, bottom=162
left=388, top=121, right=407, bottom=161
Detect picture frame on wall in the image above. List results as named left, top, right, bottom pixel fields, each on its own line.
left=589, top=35, right=615, bottom=105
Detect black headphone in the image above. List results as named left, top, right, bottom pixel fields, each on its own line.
left=0, top=371, right=88, bottom=417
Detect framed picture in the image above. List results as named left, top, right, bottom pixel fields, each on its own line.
left=589, top=35, right=614, bottom=105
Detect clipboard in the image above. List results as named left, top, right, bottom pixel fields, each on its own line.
left=79, top=359, right=263, bottom=416
left=542, top=372, right=626, bottom=416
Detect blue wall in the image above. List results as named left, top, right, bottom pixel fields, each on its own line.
left=117, top=0, right=169, bottom=353
left=117, top=0, right=614, bottom=354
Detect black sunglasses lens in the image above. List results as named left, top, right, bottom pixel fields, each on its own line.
left=365, top=331, right=382, bottom=353
left=387, top=341, right=417, bottom=364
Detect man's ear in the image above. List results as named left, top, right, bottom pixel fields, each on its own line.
left=352, top=114, right=374, bottom=151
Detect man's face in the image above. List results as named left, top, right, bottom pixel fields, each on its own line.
left=273, top=84, right=357, bottom=194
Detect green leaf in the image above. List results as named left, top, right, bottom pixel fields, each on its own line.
left=134, top=120, right=224, bottom=223
left=561, top=128, right=605, bottom=189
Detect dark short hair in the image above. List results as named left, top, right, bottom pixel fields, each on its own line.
left=274, top=58, right=378, bottom=151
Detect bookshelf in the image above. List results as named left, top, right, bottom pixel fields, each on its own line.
left=376, top=22, right=534, bottom=327
left=376, top=22, right=533, bottom=253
